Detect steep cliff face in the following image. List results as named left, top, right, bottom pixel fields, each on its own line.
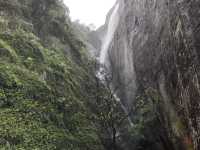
left=104, top=0, right=200, bottom=149
left=0, top=0, right=104, bottom=149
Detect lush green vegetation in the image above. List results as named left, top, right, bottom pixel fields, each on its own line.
left=0, top=0, right=105, bottom=147
left=0, top=28, right=104, bottom=149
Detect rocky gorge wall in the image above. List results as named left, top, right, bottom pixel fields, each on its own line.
left=104, top=0, right=200, bottom=149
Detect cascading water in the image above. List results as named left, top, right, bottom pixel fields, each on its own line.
left=99, top=2, right=133, bottom=126
left=99, top=3, right=120, bottom=65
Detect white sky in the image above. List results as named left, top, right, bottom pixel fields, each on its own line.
left=64, top=0, right=116, bottom=28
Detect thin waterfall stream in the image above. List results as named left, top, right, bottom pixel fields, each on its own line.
left=98, top=2, right=133, bottom=127
left=99, top=2, right=119, bottom=65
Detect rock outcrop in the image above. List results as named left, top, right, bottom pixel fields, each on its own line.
left=103, top=0, right=200, bottom=149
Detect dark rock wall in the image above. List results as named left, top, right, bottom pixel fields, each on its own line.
left=108, top=0, right=200, bottom=149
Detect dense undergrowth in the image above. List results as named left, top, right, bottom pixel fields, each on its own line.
left=0, top=0, right=104, bottom=149
left=0, top=28, right=103, bottom=150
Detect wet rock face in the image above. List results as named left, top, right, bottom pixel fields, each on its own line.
left=108, top=0, right=200, bottom=149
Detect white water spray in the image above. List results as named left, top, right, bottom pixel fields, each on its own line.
left=99, top=3, right=120, bottom=65
left=98, top=2, right=134, bottom=127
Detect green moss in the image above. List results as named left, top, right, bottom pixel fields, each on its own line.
left=173, top=119, right=186, bottom=136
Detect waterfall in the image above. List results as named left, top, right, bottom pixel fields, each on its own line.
left=99, top=3, right=120, bottom=65
left=98, top=2, right=133, bottom=127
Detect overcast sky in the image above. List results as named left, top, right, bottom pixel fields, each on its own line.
left=64, top=0, right=116, bottom=28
